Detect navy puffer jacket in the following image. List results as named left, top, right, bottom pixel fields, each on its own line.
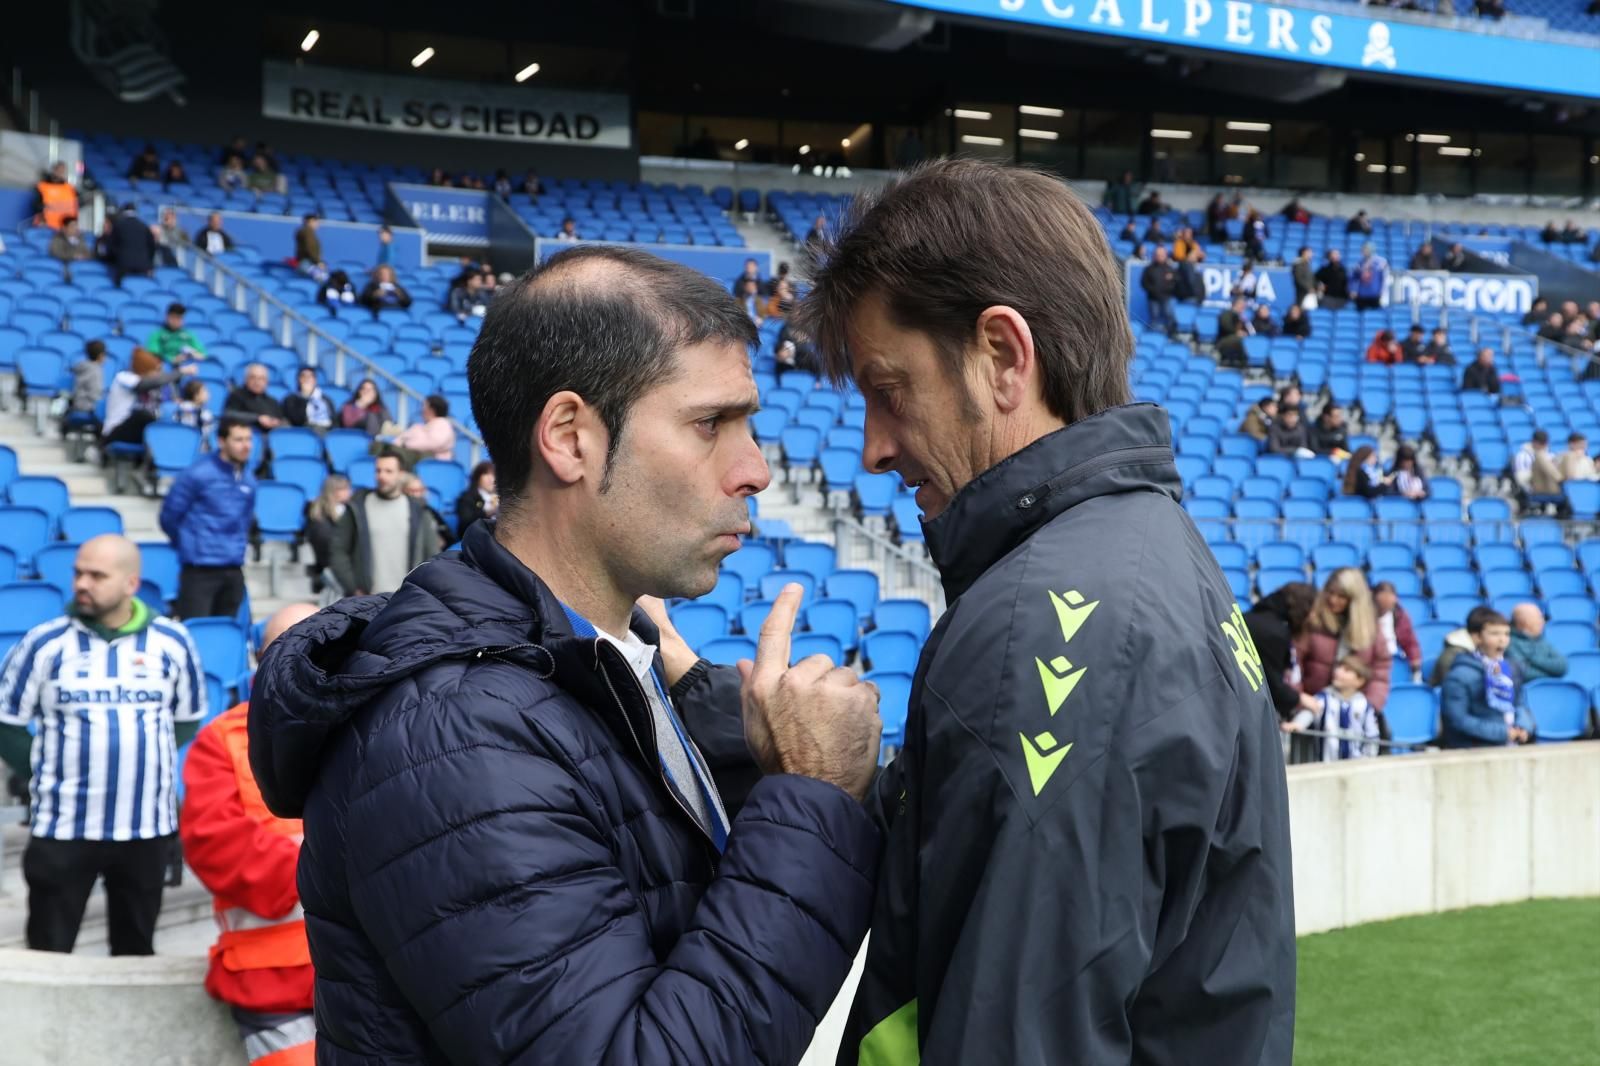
left=248, top=521, right=881, bottom=1064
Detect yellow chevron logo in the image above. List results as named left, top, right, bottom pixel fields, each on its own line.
left=1035, top=654, right=1086, bottom=716
left=1020, top=730, right=1073, bottom=796
left=1048, top=589, right=1099, bottom=644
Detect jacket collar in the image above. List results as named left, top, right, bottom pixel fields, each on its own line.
left=924, top=403, right=1180, bottom=602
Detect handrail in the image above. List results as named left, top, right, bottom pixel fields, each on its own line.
left=174, top=243, right=484, bottom=465
left=1286, top=725, right=1439, bottom=754
left=830, top=515, right=946, bottom=616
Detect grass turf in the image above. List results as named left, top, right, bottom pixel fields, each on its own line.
left=1295, top=899, right=1600, bottom=1066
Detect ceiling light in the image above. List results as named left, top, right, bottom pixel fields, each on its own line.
left=841, top=137, right=851, bottom=148
left=1391, top=166, right=1408, bottom=174
left=1019, top=128, right=1060, bottom=140
left=1020, top=105, right=1065, bottom=117
left=1222, top=144, right=1262, bottom=154
left=1405, top=133, right=1416, bottom=142
left=1416, top=133, right=1451, bottom=144
left=1437, top=146, right=1472, bottom=157
left=300, top=29, right=319, bottom=52
left=514, top=62, right=541, bottom=82
left=1354, top=152, right=1366, bottom=162
left=734, top=138, right=749, bottom=151
left=1590, top=155, right=1599, bottom=164
left=1225, top=120, right=1272, bottom=132
left=953, top=109, right=993, bottom=120
left=1366, top=164, right=1388, bottom=173
left=961, top=134, right=1004, bottom=146
left=411, top=47, right=435, bottom=68
left=798, top=144, right=811, bottom=155
left=1150, top=128, right=1193, bottom=139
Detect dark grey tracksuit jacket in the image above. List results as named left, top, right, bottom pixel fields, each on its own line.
left=841, top=403, right=1296, bottom=1065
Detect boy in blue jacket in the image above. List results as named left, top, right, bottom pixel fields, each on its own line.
left=1440, top=606, right=1535, bottom=747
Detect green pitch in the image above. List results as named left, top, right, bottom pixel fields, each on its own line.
left=1295, top=899, right=1600, bottom=1066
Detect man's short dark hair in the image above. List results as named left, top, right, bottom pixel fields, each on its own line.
left=218, top=417, right=254, bottom=440
left=1569, top=432, right=1587, bottom=445
left=799, top=159, right=1132, bottom=426
left=1532, top=429, right=1549, bottom=445
left=84, top=339, right=106, bottom=360
left=375, top=444, right=408, bottom=470
left=166, top=302, right=186, bottom=317
left=1298, top=246, right=1311, bottom=256
left=425, top=393, right=448, bottom=418
left=1466, top=606, right=1508, bottom=634
left=303, top=213, right=318, bottom=224
left=466, top=245, right=756, bottom=511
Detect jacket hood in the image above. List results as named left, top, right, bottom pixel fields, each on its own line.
left=1443, top=628, right=1474, bottom=652
left=248, top=520, right=662, bottom=817
left=924, top=403, right=1181, bottom=601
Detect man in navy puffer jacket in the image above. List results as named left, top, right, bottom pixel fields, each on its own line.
left=249, top=246, right=884, bottom=1064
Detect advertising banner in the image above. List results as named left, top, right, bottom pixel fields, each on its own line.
left=388, top=183, right=491, bottom=247
left=1389, top=270, right=1538, bottom=314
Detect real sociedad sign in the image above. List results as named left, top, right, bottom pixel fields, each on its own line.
left=893, top=0, right=1600, bottom=98
left=262, top=61, right=633, bottom=149
left=1390, top=271, right=1537, bottom=314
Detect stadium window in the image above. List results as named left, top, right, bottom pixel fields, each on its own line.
left=1412, top=129, right=1473, bottom=197
left=1216, top=118, right=1268, bottom=186
left=1475, top=133, right=1532, bottom=195
left=1272, top=120, right=1328, bottom=190
left=950, top=104, right=1014, bottom=164
left=637, top=112, right=686, bottom=157
left=1530, top=134, right=1583, bottom=197
left=781, top=120, right=872, bottom=169
left=1016, top=107, right=1081, bottom=178
left=1149, top=114, right=1210, bottom=184
left=685, top=116, right=779, bottom=163
left=1081, top=110, right=1143, bottom=182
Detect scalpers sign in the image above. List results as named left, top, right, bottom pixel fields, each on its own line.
left=1390, top=271, right=1537, bottom=314
left=892, top=0, right=1600, bottom=98
left=262, top=61, right=632, bottom=149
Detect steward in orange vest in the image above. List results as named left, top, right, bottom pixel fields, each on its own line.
left=34, top=164, right=78, bottom=230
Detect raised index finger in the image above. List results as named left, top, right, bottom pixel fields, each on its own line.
left=753, top=583, right=803, bottom=681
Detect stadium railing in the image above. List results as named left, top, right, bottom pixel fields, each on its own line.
left=830, top=516, right=947, bottom=616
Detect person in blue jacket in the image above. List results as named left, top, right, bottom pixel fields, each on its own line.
left=158, top=417, right=256, bottom=620
left=1353, top=242, right=1389, bottom=311
left=1440, top=606, right=1536, bottom=747
left=247, top=245, right=885, bottom=1064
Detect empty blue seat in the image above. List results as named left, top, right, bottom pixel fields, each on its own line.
left=184, top=617, right=252, bottom=697
left=865, top=670, right=914, bottom=747
left=1563, top=651, right=1600, bottom=693
left=1429, top=569, right=1479, bottom=599
left=1384, top=686, right=1438, bottom=752
left=144, top=422, right=202, bottom=479
left=58, top=506, right=124, bottom=542
left=806, top=598, right=861, bottom=654
left=759, top=569, right=816, bottom=609
left=862, top=630, right=920, bottom=674
left=6, top=476, right=70, bottom=529
left=669, top=602, right=729, bottom=650
left=0, top=582, right=66, bottom=635
left=891, top=498, right=924, bottom=544
left=1191, top=476, right=1233, bottom=501
left=1547, top=596, right=1599, bottom=625
left=700, top=636, right=757, bottom=666
left=1256, top=568, right=1305, bottom=596
left=1546, top=623, right=1596, bottom=657
left=416, top=458, right=466, bottom=503
left=1527, top=544, right=1575, bottom=573
left=791, top=633, right=843, bottom=665
left=1524, top=680, right=1589, bottom=741
left=780, top=425, right=821, bottom=469
left=1482, top=569, right=1534, bottom=600
left=270, top=457, right=327, bottom=503
left=819, top=448, right=861, bottom=493
left=874, top=599, right=931, bottom=643
left=1421, top=544, right=1471, bottom=573
left=1311, top=543, right=1360, bottom=571
left=1414, top=621, right=1456, bottom=662
left=254, top=482, right=307, bottom=546
left=700, top=571, right=744, bottom=616
left=1210, top=543, right=1250, bottom=571
left=1537, top=570, right=1587, bottom=599
left=824, top=570, right=881, bottom=624
left=324, top=429, right=372, bottom=473
left=782, top=541, right=837, bottom=584
left=723, top=542, right=776, bottom=588
left=854, top=473, right=897, bottom=518
left=1366, top=542, right=1415, bottom=571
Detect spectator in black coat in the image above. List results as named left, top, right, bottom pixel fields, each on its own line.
left=1140, top=247, right=1178, bottom=335
left=107, top=203, right=157, bottom=287
left=1521, top=296, right=1550, bottom=327
left=303, top=474, right=352, bottom=592
left=455, top=461, right=498, bottom=540
left=283, top=366, right=335, bottom=432
left=224, top=363, right=287, bottom=430
left=127, top=146, right=161, bottom=182
left=1443, top=243, right=1469, bottom=272
left=730, top=258, right=763, bottom=297
left=1215, top=295, right=1253, bottom=370
left=1266, top=406, right=1311, bottom=456
left=1309, top=404, right=1349, bottom=457
left=193, top=212, right=234, bottom=255
left=1400, top=324, right=1428, bottom=362
left=1135, top=189, right=1165, bottom=215
left=1421, top=328, right=1455, bottom=366
left=1282, top=304, right=1312, bottom=339
left=1346, top=210, right=1373, bottom=235
left=1315, top=249, right=1350, bottom=310
left=359, top=266, right=413, bottom=319
left=1535, top=313, right=1566, bottom=344
left=1251, top=305, right=1278, bottom=338
left=1461, top=347, right=1502, bottom=394
left=1408, top=242, right=1440, bottom=271
left=1243, top=583, right=1321, bottom=725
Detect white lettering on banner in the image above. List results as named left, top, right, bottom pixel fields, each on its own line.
left=1226, top=0, right=1254, bottom=42
left=1025, top=0, right=1337, bottom=56
left=1309, top=13, right=1334, bottom=53
left=1183, top=0, right=1212, bottom=36
left=1141, top=0, right=1171, bottom=31
left=1044, top=0, right=1076, bottom=15
left=1267, top=7, right=1298, bottom=50
left=1090, top=0, right=1126, bottom=25
left=1390, top=272, right=1536, bottom=314
left=1199, top=264, right=1280, bottom=306
left=406, top=202, right=487, bottom=225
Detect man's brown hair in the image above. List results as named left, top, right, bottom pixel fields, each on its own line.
left=798, top=159, right=1133, bottom=424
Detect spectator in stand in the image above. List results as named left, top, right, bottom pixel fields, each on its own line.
left=736, top=278, right=764, bottom=326
left=387, top=394, right=456, bottom=464
left=555, top=217, right=581, bottom=242
left=1513, top=429, right=1568, bottom=515
left=1239, top=396, right=1277, bottom=442
left=1443, top=243, right=1469, bottom=272
left=1231, top=260, right=1261, bottom=302
left=1280, top=197, right=1311, bottom=224
left=283, top=366, right=334, bottom=432
left=48, top=216, right=94, bottom=281
left=522, top=169, right=545, bottom=198
left=1508, top=604, right=1568, bottom=683
left=160, top=418, right=257, bottom=620
left=1291, top=246, right=1315, bottom=307
left=1243, top=583, right=1323, bottom=730
left=1388, top=444, right=1428, bottom=499
left=730, top=258, right=764, bottom=296
left=1309, top=403, right=1349, bottom=457
left=340, top=378, right=389, bottom=436
left=1521, top=296, right=1549, bottom=327
left=32, top=160, right=78, bottom=230
left=108, top=202, right=157, bottom=287
left=403, top=474, right=455, bottom=549
left=1461, top=346, right=1501, bottom=394
left=1408, top=242, right=1440, bottom=271
left=1399, top=324, right=1428, bottom=362
left=1420, top=327, right=1455, bottom=366
left=102, top=349, right=192, bottom=450
left=1279, top=385, right=1305, bottom=416
left=775, top=319, right=821, bottom=377
left=1285, top=656, right=1381, bottom=761
left=218, top=157, right=247, bottom=193
left=762, top=261, right=791, bottom=298
left=1558, top=432, right=1597, bottom=481
left=427, top=168, right=449, bottom=187
left=1346, top=210, right=1373, bottom=236
left=374, top=225, right=394, bottom=270
left=1250, top=304, right=1277, bottom=337
left=1538, top=220, right=1562, bottom=244
left=359, top=265, right=413, bottom=319
left=1560, top=219, right=1585, bottom=244
left=318, top=270, right=358, bottom=315
left=65, top=339, right=107, bottom=434
left=246, top=154, right=281, bottom=196
left=1204, top=193, right=1229, bottom=244
left=152, top=207, right=183, bottom=268
left=1353, top=244, right=1388, bottom=311
left=455, top=461, right=498, bottom=540
left=1117, top=219, right=1138, bottom=244
left=447, top=271, right=490, bottom=322
left=1172, top=226, right=1204, bottom=263
left=1342, top=445, right=1388, bottom=498
left=492, top=169, right=513, bottom=199
left=127, top=145, right=161, bottom=181
left=304, top=475, right=352, bottom=594
left=1475, top=0, right=1506, bottom=17
left=1135, top=188, right=1165, bottom=215
left=1174, top=243, right=1205, bottom=303
left=1267, top=405, right=1312, bottom=457
left=145, top=303, right=207, bottom=366
left=1373, top=581, right=1423, bottom=680
left=1440, top=608, right=1532, bottom=748
left=1101, top=170, right=1137, bottom=216
left=1365, top=328, right=1403, bottom=364
left=327, top=449, right=442, bottom=597
left=193, top=212, right=234, bottom=255
left=1535, top=312, right=1565, bottom=344
left=172, top=378, right=215, bottom=441
left=1142, top=215, right=1169, bottom=244
left=219, top=136, right=249, bottom=167
left=161, top=161, right=188, bottom=191
left=224, top=364, right=286, bottom=431
left=1297, top=568, right=1393, bottom=715
left=1314, top=249, right=1351, bottom=310
left=294, top=215, right=325, bottom=278
left=1215, top=295, right=1252, bottom=369
left=763, top=277, right=796, bottom=320
left=1140, top=246, right=1178, bottom=335
left=1242, top=210, right=1268, bottom=260
left=1282, top=304, right=1312, bottom=339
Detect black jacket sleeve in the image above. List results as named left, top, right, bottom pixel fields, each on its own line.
left=327, top=506, right=361, bottom=595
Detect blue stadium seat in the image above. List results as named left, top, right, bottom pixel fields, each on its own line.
left=1366, top=543, right=1415, bottom=572
left=1384, top=686, right=1438, bottom=752
left=805, top=599, right=861, bottom=655
left=1210, top=543, right=1250, bottom=571
left=760, top=570, right=817, bottom=609
left=782, top=542, right=837, bottom=585
left=790, top=633, right=843, bottom=665
left=1545, top=623, right=1595, bottom=657
left=1564, top=481, right=1600, bottom=520
left=0, top=582, right=66, bottom=636
left=1563, top=651, right=1600, bottom=694
left=699, top=571, right=744, bottom=616
left=1372, top=570, right=1420, bottom=597
left=854, top=473, right=897, bottom=518
left=1428, top=569, right=1479, bottom=599
left=1482, top=569, right=1534, bottom=600
left=254, top=483, right=307, bottom=547
left=1256, top=542, right=1305, bottom=574
left=1420, top=544, right=1470, bottom=573
left=323, top=429, right=371, bottom=474
left=862, top=630, right=920, bottom=674
left=1414, top=621, right=1456, bottom=662
left=824, top=569, right=881, bottom=625
left=184, top=617, right=252, bottom=698
left=1256, top=568, right=1304, bottom=596
left=416, top=459, right=466, bottom=503
left=700, top=636, right=756, bottom=666
left=270, top=457, right=327, bottom=503
left=738, top=600, right=782, bottom=639
left=669, top=603, right=729, bottom=651
left=891, top=497, right=924, bottom=544
left=866, top=670, right=913, bottom=748
left=1547, top=596, right=1599, bottom=625
left=58, top=506, right=123, bottom=542
left=136, top=542, right=181, bottom=604
left=780, top=426, right=821, bottom=470
left=874, top=599, right=931, bottom=643
left=143, top=422, right=202, bottom=480
left=1524, top=680, right=1589, bottom=741
left=1191, top=476, right=1233, bottom=501
left=1473, top=545, right=1522, bottom=574
left=6, top=476, right=70, bottom=530
left=1222, top=569, right=1251, bottom=599
left=819, top=448, right=861, bottom=493
left=722, top=542, right=776, bottom=589
left=1311, top=543, right=1360, bottom=572
left=1527, top=544, right=1575, bottom=573
left=1537, top=570, right=1587, bottom=599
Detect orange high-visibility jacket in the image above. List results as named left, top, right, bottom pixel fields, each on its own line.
left=34, top=181, right=77, bottom=229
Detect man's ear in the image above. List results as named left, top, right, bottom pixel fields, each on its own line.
left=535, top=390, right=607, bottom=486
left=974, top=306, right=1036, bottom=415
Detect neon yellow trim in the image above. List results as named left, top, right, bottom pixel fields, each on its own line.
left=1019, top=731, right=1073, bottom=795
left=859, top=999, right=920, bottom=1066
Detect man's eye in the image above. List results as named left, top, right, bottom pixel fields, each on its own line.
left=697, top=417, right=720, bottom=435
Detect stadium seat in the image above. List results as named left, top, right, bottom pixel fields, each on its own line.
left=759, top=569, right=816, bottom=609
left=825, top=569, right=881, bottom=623
left=874, top=599, right=931, bottom=643
left=722, top=542, right=776, bottom=589
left=0, top=547, right=15, bottom=585
left=143, top=422, right=202, bottom=480
left=137, top=542, right=181, bottom=604
left=31, top=543, right=79, bottom=599
left=1524, top=680, right=1589, bottom=741
left=1545, top=623, right=1595, bottom=657
left=1384, top=686, right=1438, bottom=752
left=58, top=506, right=124, bottom=542
left=254, top=483, right=308, bottom=548
left=271, top=457, right=328, bottom=503
left=865, top=670, right=913, bottom=748
left=1564, top=481, right=1600, bottom=520
left=1547, top=596, right=1599, bottom=625
left=6, top=476, right=70, bottom=530
left=1311, top=544, right=1360, bottom=572
left=1563, top=651, right=1600, bottom=694
left=0, top=506, right=53, bottom=572
left=791, top=633, right=844, bottom=666
left=700, top=636, right=756, bottom=666
left=0, top=582, right=67, bottom=636
left=854, top=473, right=897, bottom=518
left=323, top=430, right=372, bottom=474
left=416, top=459, right=466, bottom=503
left=782, top=541, right=837, bottom=585
left=805, top=598, right=861, bottom=655
left=819, top=448, right=861, bottom=494
left=1537, top=570, right=1587, bottom=599
left=1256, top=568, right=1304, bottom=596
left=668, top=602, right=729, bottom=650
left=184, top=617, right=252, bottom=698
left=860, top=629, right=920, bottom=674
left=266, top=427, right=324, bottom=461
left=699, top=571, right=744, bottom=616
left=1482, top=569, right=1534, bottom=600
left=1432, top=596, right=1481, bottom=626
left=1414, top=622, right=1456, bottom=662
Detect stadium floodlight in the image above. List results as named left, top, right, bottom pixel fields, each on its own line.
left=1438, top=146, right=1472, bottom=157
left=952, top=109, right=993, bottom=120
left=300, top=29, right=320, bottom=52
left=1392, top=166, right=1408, bottom=174
left=841, top=138, right=851, bottom=148
left=1366, top=164, right=1388, bottom=173
left=1222, top=144, right=1262, bottom=154
left=1415, top=133, right=1451, bottom=144
left=1354, top=152, right=1366, bottom=162
left=1019, top=105, right=1065, bottom=117
left=798, top=145, right=811, bottom=155
left=734, top=138, right=750, bottom=151
left=1019, top=129, right=1059, bottom=140
left=1225, top=121, right=1271, bottom=132
left=411, top=47, right=435, bottom=68
left=515, top=62, right=541, bottom=82
left=1150, top=129, right=1193, bottom=139
left=961, top=135, right=1004, bottom=146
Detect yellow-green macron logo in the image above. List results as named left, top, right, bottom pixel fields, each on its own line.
left=1022, top=589, right=1098, bottom=796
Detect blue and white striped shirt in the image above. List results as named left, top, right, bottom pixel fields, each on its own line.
left=0, top=613, right=205, bottom=841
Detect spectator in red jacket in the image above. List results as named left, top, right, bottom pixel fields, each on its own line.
left=181, top=602, right=322, bottom=1066
left=1373, top=580, right=1423, bottom=681
left=1365, top=328, right=1403, bottom=364
left=1296, top=567, right=1394, bottom=712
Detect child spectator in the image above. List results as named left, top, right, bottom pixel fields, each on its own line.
left=1440, top=607, right=1534, bottom=748
left=173, top=378, right=217, bottom=443
left=63, top=339, right=107, bottom=444
left=1287, top=656, right=1380, bottom=760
